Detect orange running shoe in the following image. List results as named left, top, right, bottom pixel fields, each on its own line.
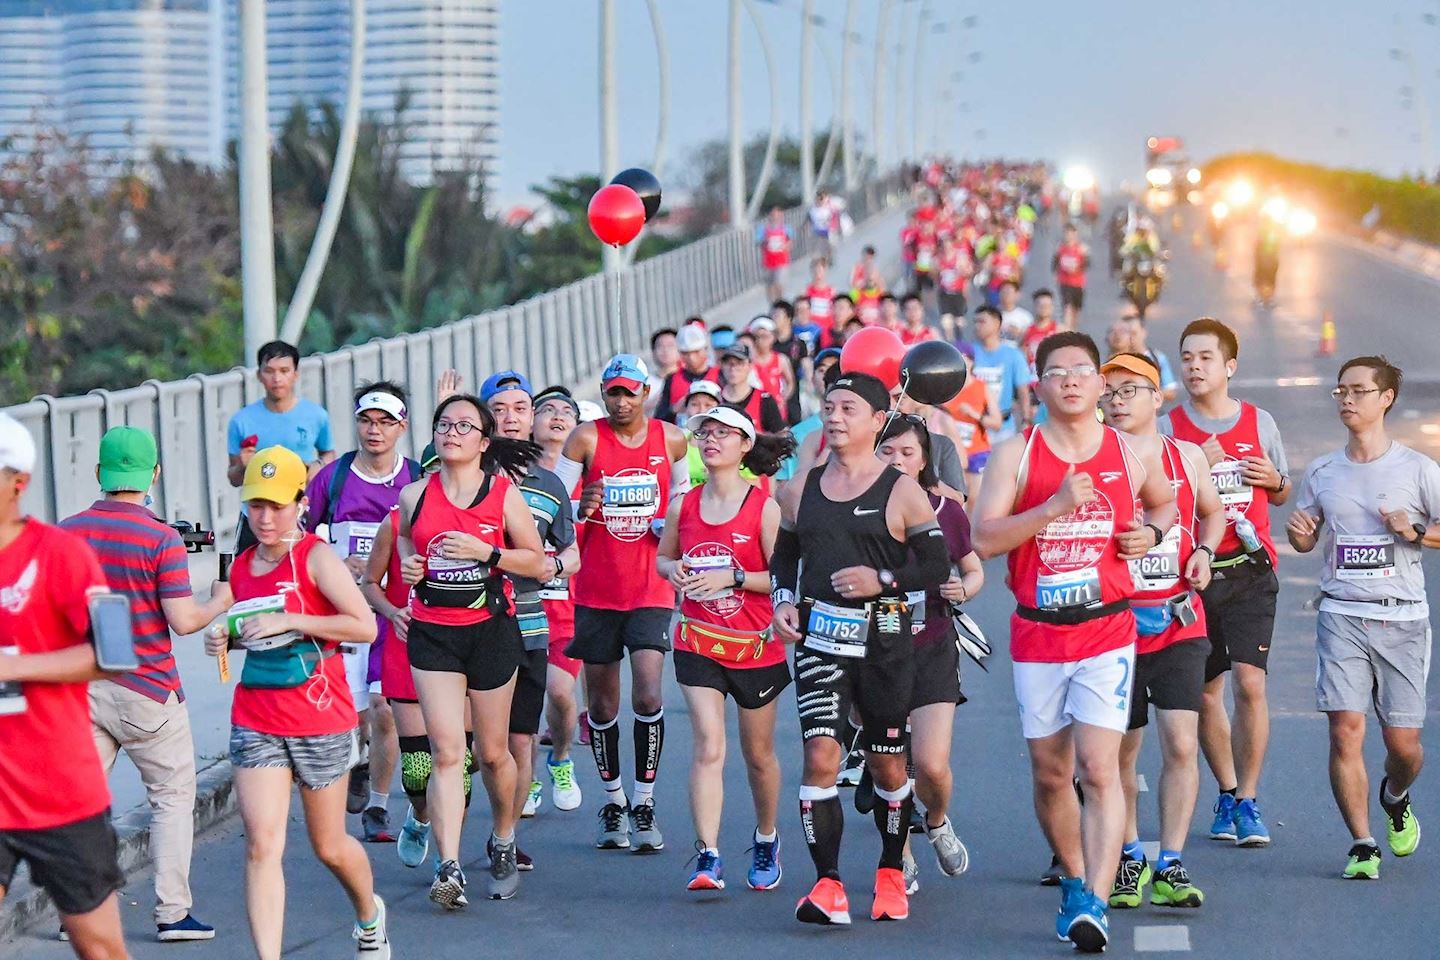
left=870, top=867, right=909, bottom=921
left=795, top=877, right=852, bottom=925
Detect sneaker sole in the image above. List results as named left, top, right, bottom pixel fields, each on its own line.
left=364, top=833, right=397, bottom=844
left=596, top=838, right=631, bottom=850
left=1067, top=916, right=1109, bottom=953
left=1209, top=829, right=1237, bottom=841
left=1390, top=821, right=1420, bottom=857
left=157, top=930, right=216, bottom=942
left=795, top=899, right=851, bottom=925
left=631, top=840, right=665, bottom=854
left=1342, top=869, right=1380, bottom=880
left=428, top=884, right=467, bottom=910
left=1152, top=891, right=1203, bottom=907
left=687, top=876, right=726, bottom=891
left=1108, top=894, right=1141, bottom=909
left=1235, top=835, right=1271, bottom=847
left=553, top=794, right=583, bottom=812
left=871, top=907, right=908, bottom=922
left=488, top=885, right=519, bottom=901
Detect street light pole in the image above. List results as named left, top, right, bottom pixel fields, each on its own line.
left=841, top=0, right=859, bottom=189
left=743, top=0, right=781, bottom=223
left=238, top=0, right=276, bottom=360
left=599, top=0, right=620, bottom=273
left=728, top=0, right=746, bottom=228
left=872, top=0, right=892, bottom=173
left=912, top=1, right=929, bottom=163
left=800, top=0, right=815, bottom=205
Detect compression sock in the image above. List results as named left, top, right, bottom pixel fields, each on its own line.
left=1123, top=839, right=1145, bottom=861
left=799, top=784, right=844, bottom=881
left=632, top=710, right=665, bottom=806
left=590, top=715, right=626, bottom=806
left=873, top=782, right=914, bottom=871
left=463, top=734, right=475, bottom=809
left=398, top=736, right=433, bottom=803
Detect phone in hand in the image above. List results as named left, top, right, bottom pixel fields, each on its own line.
left=90, top=593, right=138, bottom=672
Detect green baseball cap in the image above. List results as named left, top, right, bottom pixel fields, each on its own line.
left=98, top=426, right=158, bottom=493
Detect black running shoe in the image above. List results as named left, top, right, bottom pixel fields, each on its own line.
left=1040, top=853, right=1064, bottom=886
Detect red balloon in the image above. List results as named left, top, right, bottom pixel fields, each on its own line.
left=840, top=326, right=906, bottom=391
left=588, top=183, right=646, bottom=246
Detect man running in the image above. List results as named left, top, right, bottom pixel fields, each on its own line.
left=655, top=324, right=719, bottom=424
left=718, top=342, right=787, bottom=434
left=772, top=372, right=951, bottom=925
left=556, top=355, right=690, bottom=853
left=1099, top=353, right=1224, bottom=910
left=970, top=305, right=1033, bottom=440
left=1164, top=317, right=1289, bottom=848
left=1052, top=222, right=1090, bottom=327
left=1286, top=356, right=1437, bottom=879
left=973, top=332, right=1177, bottom=951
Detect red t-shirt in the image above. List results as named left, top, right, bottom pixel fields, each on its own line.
left=1054, top=241, right=1089, bottom=288
left=0, top=520, right=112, bottom=830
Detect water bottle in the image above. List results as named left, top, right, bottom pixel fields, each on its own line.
left=0, top=644, right=26, bottom=716
left=1234, top=517, right=1273, bottom=571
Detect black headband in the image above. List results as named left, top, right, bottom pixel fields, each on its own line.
left=826, top=372, right=891, bottom=413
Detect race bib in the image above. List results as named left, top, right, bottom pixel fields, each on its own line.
left=906, top=589, right=928, bottom=635
left=683, top=549, right=739, bottom=614
left=766, top=234, right=787, bottom=252
left=1129, top=526, right=1182, bottom=591
left=1211, top=459, right=1253, bottom=518
left=810, top=295, right=832, bottom=317
left=916, top=248, right=935, bottom=271
left=1334, top=534, right=1396, bottom=581
left=1059, top=254, right=1080, bottom=274
left=330, top=521, right=380, bottom=561
left=803, top=600, right=871, bottom=658
left=600, top=471, right=661, bottom=541
left=1036, top=567, right=1102, bottom=611
left=538, top=548, right=567, bottom=600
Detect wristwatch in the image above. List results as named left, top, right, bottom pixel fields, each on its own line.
left=1144, top=522, right=1166, bottom=546
left=877, top=569, right=897, bottom=590
left=732, top=568, right=746, bottom=589
left=1412, top=522, right=1427, bottom=545
left=1195, top=544, right=1216, bottom=561
left=489, top=545, right=502, bottom=565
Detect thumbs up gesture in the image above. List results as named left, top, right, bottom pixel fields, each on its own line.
left=1049, top=463, right=1096, bottom=516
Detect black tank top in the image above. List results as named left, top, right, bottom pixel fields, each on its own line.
left=797, top=464, right=909, bottom=604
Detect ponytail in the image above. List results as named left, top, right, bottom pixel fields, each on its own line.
left=433, top=392, right=541, bottom=479
left=741, top=430, right=797, bottom=477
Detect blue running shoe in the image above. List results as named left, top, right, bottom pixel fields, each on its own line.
left=747, top=833, right=782, bottom=890
left=1067, top=891, right=1110, bottom=953
left=1209, top=792, right=1238, bottom=841
left=1056, top=876, right=1085, bottom=942
left=1235, top=798, right=1271, bottom=847
left=397, top=806, right=431, bottom=869
left=687, top=846, right=725, bottom=891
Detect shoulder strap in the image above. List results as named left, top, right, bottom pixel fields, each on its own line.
left=322, top=452, right=358, bottom=527
left=405, top=457, right=422, bottom=483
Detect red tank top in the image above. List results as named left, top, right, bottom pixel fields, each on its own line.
left=230, top=534, right=358, bottom=736
left=761, top=225, right=790, bottom=269
left=540, top=479, right=582, bottom=641
left=409, top=471, right=513, bottom=626
left=1007, top=426, right=1139, bottom=663
left=668, top=367, right=720, bottom=410
left=806, top=283, right=835, bottom=322
left=1167, top=402, right=1275, bottom=564
left=1055, top=241, right=1088, bottom=287
left=674, top=486, right=781, bottom=668
left=383, top=509, right=408, bottom=612
left=573, top=419, right=674, bottom=610
left=753, top=352, right=785, bottom=402
left=1129, top=437, right=1208, bottom=655
left=938, top=249, right=970, bottom=293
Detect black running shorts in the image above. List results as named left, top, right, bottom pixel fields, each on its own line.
left=408, top=616, right=523, bottom=691
left=1199, top=566, right=1279, bottom=682
left=909, top=630, right=967, bottom=710
left=0, top=811, right=123, bottom=916
left=673, top=650, right=792, bottom=710
left=508, top=647, right=549, bottom=735
left=566, top=606, right=673, bottom=664
left=1128, top=636, right=1211, bottom=730
left=794, top=645, right=914, bottom=755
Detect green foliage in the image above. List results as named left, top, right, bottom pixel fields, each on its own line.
left=1203, top=152, right=1440, bottom=245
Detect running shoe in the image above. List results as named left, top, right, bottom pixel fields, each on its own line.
left=362, top=806, right=396, bottom=843
left=1234, top=798, right=1271, bottom=847
left=747, top=833, right=781, bottom=890
left=1056, top=876, right=1085, bottom=941
left=521, top=780, right=543, bottom=818
left=578, top=710, right=591, bottom=746
left=429, top=860, right=468, bottom=910
left=1150, top=860, right=1204, bottom=907
left=396, top=806, right=431, bottom=868
left=853, top=765, right=875, bottom=814
left=630, top=800, right=664, bottom=853
left=548, top=753, right=583, bottom=811
left=795, top=877, right=851, bottom=925
left=1342, top=842, right=1381, bottom=880
left=488, top=836, right=521, bottom=900
left=870, top=867, right=909, bottom=921
left=1039, top=853, right=1064, bottom=886
left=156, top=914, right=215, bottom=942
left=347, top=766, right=370, bottom=816
left=1209, top=792, right=1239, bottom=841
left=901, top=853, right=920, bottom=895
left=486, top=834, right=534, bottom=872
left=687, top=845, right=725, bottom=891
left=1108, top=852, right=1151, bottom=909
left=539, top=727, right=554, bottom=747
left=596, top=802, right=631, bottom=849
left=1380, top=777, right=1421, bottom=857
left=909, top=804, right=927, bottom=835
left=1067, top=889, right=1110, bottom=953
left=836, top=746, right=865, bottom=787
left=353, top=895, right=390, bottom=960
left=926, top=817, right=970, bottom=876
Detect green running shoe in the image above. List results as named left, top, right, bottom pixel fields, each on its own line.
left=1107, top=853, right=1151, bottom=909
left=1150, top=861, right=1204, bottom=907
left=1343, top=842, right=1380, bottom=880
left=1380, top=778, right=1420, bottom=857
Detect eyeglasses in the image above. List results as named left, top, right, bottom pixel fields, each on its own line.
left=537, top=404, right=577, bottom=420
left=1039, top=364, right=1098, bottom=382
left=1330, top=387, right=1381, bottom=401
left=356, top=415, right=402, bottom=429
left=434, top=419, right=481, bottom=436
left=1100, top=383, right=1158, bottom=403
left=692, top=426, right=742, bottom=442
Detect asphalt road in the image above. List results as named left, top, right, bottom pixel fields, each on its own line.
left=8, top=204, right=1440, bottom=959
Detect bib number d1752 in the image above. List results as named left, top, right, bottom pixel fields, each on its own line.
left=803, top=600, right=872, bottom=659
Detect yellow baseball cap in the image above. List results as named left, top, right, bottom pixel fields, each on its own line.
left=240, top=446, right=307, bottom=504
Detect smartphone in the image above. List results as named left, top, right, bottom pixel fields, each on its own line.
left=90, top=593, right=139, bottom=672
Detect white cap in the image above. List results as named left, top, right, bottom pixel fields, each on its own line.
left=690, top=404, right=756, bottom=440
left=355, top=390, right=408, bottom=421
left=0, top=413, right=36, bottom=473
left=685, top=379, right=722, bottom=401
left=748, top=316, right=776, bottom=334
left=676, top=324, right=708, bottom=353
left=577, top=400, right=605, bottom=423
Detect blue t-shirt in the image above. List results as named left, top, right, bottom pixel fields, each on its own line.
left=968, top=340, right=1032, bottom=435
left=227, top=398, right=333, bottom=463
left=775, top=414, right=823, bottom=482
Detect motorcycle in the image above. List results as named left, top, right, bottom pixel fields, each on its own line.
left=1122, top=254, right=1166, bottom=319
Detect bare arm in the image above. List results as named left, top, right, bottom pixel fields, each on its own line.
left=0, top=642, right=107, bottom=685
left=972, top=435, right=1063, bottom=559
left=227, top=453, right=248, bottom=488
left=160, top=583, right=233, bottom=637
left=361, top=518, right=403, bottom=620
left=498, top=485, right=551, bottom=580
left=655, top=497, right=686, bottom=584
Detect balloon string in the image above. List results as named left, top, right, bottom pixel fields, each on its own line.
left=611, top=243, right=623, bottom=354
left=874, top=369, right=911, bottom=451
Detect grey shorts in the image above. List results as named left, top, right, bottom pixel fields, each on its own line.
left=1316, top=611, right=1431, bottom=728
left=229, top=725, right=361, bottom=790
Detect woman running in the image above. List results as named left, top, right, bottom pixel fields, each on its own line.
left=206, top=446, right=390, bottom=960
left=876, top=416, right=985, bottom=892
left=655, top=406, right=795, bottom=893
left=396, top=395, right=549, bottom=908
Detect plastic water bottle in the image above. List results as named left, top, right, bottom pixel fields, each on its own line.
left=0, top=644, right=25, bottom=716
left=1234, top=517, right=1273, bottom=571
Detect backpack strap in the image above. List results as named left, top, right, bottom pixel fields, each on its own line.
left=321, top=451, right=359, bottom=528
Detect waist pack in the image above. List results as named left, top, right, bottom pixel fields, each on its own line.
left=416, top=574, right=508, bottom=614
left=1133, top=592, right=1198, bottom=638
left=241, top=642, right=333, bottom=690
left=679, top=617, right=770, bottom=665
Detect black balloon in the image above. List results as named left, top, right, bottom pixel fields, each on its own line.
left=610, top=167, right=662, bottom=223
left=900, top=339, right=967, bottom=406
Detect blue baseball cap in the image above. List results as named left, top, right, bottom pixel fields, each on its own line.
left=480, top=370, right=533, bottom=402
left=601, top=354, right=649, bottom=394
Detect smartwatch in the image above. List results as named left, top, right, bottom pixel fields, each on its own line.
left=1412, top=522, right=1428, bottom=545
left=732, top=568, right=746, bottom=589
left=877, top=569, right=897, bottom=590
left=1144, top=522, right=1165, bottom=546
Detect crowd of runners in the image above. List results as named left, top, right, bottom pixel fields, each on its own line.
left=0, top=159, right=1432, bottom=958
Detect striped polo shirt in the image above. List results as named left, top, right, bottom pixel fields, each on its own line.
left=60, top=500, right=193, bottom=703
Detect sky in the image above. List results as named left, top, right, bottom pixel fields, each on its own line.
left=494, top=0, right=1440, bottom=207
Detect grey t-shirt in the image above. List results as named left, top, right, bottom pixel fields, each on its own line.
left=929, top=432, right=968, bottom=500
left=513, top=465, right=578, bottom=650
left=1295, top=442, right=1440, bottom=620
left=1160, top=399, right=1289, bottom=477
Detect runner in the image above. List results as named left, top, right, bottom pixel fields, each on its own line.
left=644, top=328, right=680, bottom=414
left=875, top=416, right=984, bottom=891
left=1052, top=223, right=1091, bottom=328
left=750, top=315, right=798, bottom=424
left=972, top=332, right=1177, bottom=951
left=757, top=206, right=793, bottom=303
left=718, top=342, right=787, bottom=434
left=395, top=395, right=550, bottom=906
left=555, top=354, right=690, bottom=854
left=998, top=281, right=1034, bottom=342
left=306, top=383, right=423, bottom=841
left=0, top=414, right=132, bottom=960
left=940, top=345, right=1000, bottom=494
left=803, top=258, right=836, bottom=345
left=970, top=305, right=1033, bottom=440
left=655, top=406, right=794, bottom=892
left=206, top=446, right=391, bottom=959
left=1099, top=353, right=1224, bottom=910
left=936, top=233, right=973, bottom=341
left=1164, top=317, right=1289, bottom=848
left=849, top=245, right=878, bottom=292
left=1286, top=356, right=1437, bottom=878
left=1020, top=290, right=1061, bottom=370
left=771, top=371, right=951, bottom=925
left=775, top=348, right=841, bottom=487
left=899, top=293, right=937, bottom=345
left=655, top=323, right=719, bottom=424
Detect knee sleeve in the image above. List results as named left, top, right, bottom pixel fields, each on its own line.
left=399, top=735, right=433, bottom=800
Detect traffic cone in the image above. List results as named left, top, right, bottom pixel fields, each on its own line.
left=1317, top=312, right=1337, bottom=356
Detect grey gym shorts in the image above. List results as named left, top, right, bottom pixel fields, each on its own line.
left=230, top=725, right=361, bottom=790
left=1316, top=611, right=1431, bottom=728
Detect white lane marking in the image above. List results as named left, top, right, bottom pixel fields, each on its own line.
left=1137, top=773, right=1149, bottom=793
left=1142, top=841, right=1161, bottom=861
left=1135, top=925, right=1192, bottom=952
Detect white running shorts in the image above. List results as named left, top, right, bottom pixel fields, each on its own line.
left=1013, top=643, right=1136, bottom=739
